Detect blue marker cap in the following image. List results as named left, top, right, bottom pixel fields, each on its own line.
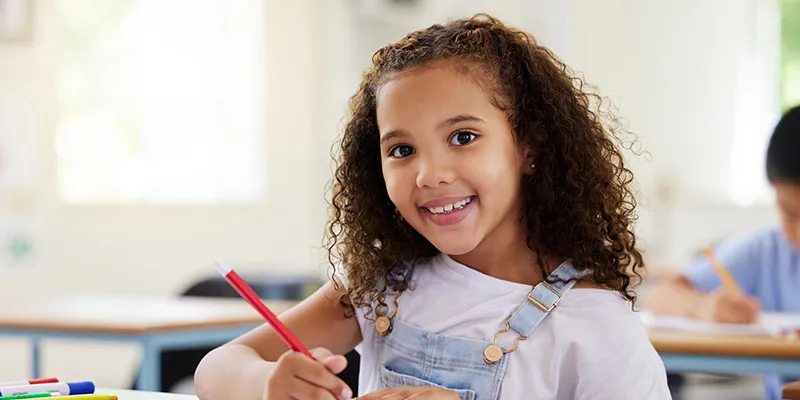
left=67, top=381, right=95, bottom=395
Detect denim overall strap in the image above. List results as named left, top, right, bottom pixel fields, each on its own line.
left=507, top=260, right=590, bottom=337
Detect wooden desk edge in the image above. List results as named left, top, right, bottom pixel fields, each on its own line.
left=784, top=381, right=800, bottom=399
left=649, top=331, right=800, bottom=359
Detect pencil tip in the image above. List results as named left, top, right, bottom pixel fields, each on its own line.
left=213, top=261, right=232, bottom=276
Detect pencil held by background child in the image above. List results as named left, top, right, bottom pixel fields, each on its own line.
left=698, top=248, right=761, bottom=323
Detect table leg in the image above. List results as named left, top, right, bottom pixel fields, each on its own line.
left=31, top=338, right=41, bottom=379
left=137, top=339, right=161, bottom=392
left=662, top=354, right=800, bottom=375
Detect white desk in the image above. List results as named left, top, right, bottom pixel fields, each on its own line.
left=98, top=388, right=197, bottom=399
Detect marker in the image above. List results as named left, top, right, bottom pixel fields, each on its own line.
left=214, top=262, right=313, bottom=358
left=0, top=395, right=119, bottom=400
left=0, top=381, right=93, bottom=397
left=0, top=379, right=58, bottom=388
left=0, top=393, right=53, bottom=399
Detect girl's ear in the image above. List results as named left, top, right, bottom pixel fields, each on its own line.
left=520, top=144, right=536, bottom=175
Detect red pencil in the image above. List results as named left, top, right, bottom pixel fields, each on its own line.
left=214, top=262, right=313, bottom=359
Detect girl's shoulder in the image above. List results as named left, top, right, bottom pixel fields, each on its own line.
left=552, top=290, right=670, bottom=398
left=552, top=289, right=654, bottom=360
left=557, top=287, right=637, bottom=319
left=572, top=279, right=609, bottom=290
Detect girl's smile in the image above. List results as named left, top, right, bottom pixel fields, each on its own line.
left=419, top=195, right=477, bottom=226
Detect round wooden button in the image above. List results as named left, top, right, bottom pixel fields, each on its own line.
left=483, top=344, right=503, bottom=364
left=375, top=316, right=392, bottom=336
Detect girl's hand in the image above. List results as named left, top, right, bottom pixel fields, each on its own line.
left=356, top=386, right=461, bottom=399
left=264, top=347, right=353, bottom=400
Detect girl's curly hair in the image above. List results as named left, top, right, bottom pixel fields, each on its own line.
left=326, top=14, right=643, bottom=318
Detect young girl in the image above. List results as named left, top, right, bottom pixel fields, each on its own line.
left=195, top=14, right=671, bottom=400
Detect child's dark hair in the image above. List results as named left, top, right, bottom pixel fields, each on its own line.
left=767, top=105, right=800, bottom=183
left=326, top=14, right=643, bottom=316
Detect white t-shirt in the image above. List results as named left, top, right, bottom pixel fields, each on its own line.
left=350, top=253, right=672, bottom=399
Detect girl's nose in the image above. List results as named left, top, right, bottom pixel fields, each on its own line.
left=416, top=154, right=457, bottom=189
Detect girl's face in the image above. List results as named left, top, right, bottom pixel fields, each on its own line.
left=377, top=60, right=528, bottom=256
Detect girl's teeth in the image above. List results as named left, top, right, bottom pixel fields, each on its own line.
left=427, top=197, right=474, bottom=214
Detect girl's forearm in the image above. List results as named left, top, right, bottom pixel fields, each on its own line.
left=195, top=343, right=277, bottom=400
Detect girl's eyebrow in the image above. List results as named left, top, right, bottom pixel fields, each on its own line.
left=436, top=114, right=485, bottom=129
left=379, top=114, right=486, bottom=145
left=379, top=130, right=407, bottom=146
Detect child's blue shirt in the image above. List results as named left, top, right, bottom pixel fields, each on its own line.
left=685, top=226, right=800, bottom=400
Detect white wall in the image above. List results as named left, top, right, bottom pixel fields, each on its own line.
left=0, top=0, right=784, bottom=389
left=548, top=0, right=781, bottom=265
left=0, top=1, right=330, bottom=296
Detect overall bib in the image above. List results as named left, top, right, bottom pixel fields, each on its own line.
left=370, top=261, right=588, bottom=400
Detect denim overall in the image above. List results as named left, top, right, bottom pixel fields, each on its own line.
left=372, top=261, right=588, bottom=400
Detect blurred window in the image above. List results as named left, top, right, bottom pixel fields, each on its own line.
left=783, top=0, right=800, bottom=110
left=55, top=0, right=267, bottom=205
left=728, top=0, right=789, bottom=205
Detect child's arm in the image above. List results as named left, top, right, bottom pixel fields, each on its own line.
left=646, top=231, right=771, bottom=323
left=646, top=274, right=760, bottom=323
left=194, top=280, right=360, bottom=400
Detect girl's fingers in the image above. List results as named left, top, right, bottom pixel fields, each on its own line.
left=287, top=352, right=352, bottom=399
left=288, top=376, right=338, bottom=400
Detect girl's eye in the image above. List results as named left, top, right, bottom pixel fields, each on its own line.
left=389, top=145, right=415, bottom=158
left=450, top=131, right=477, bottom=146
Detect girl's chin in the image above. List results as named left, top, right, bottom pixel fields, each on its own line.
left=425, top=236, right=481, bottom=256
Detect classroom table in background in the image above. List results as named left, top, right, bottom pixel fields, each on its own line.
left=649, top=330, right=800, bottom=376
left=0, top=295, right=296, bottom=392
